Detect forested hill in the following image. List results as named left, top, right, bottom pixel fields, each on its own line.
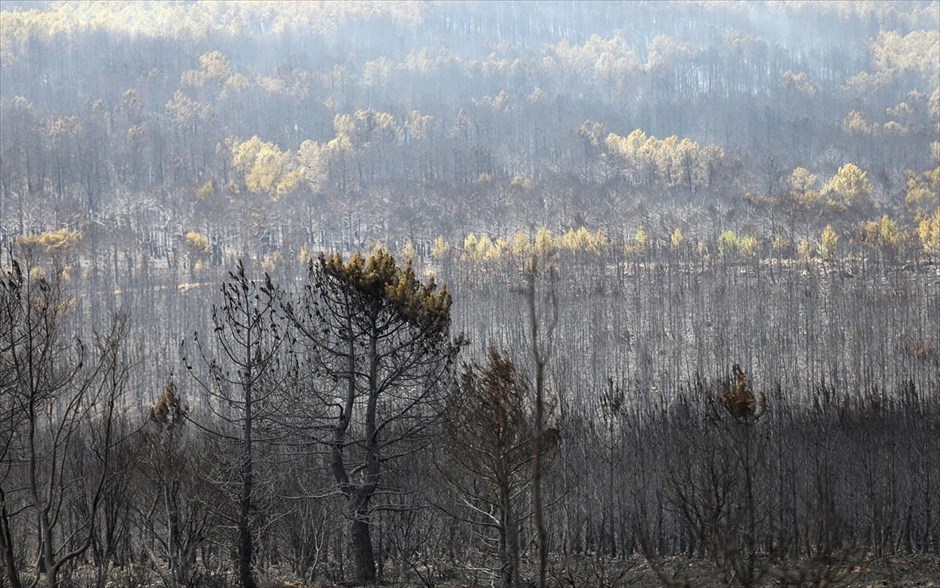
left=3, top=3, right=940, bottom=587
left=1, top=1, right=938, bottom=262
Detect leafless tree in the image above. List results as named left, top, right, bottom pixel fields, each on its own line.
left=182, top=261, right=289, bottom=588
left=0, top=254, right=129, bottom=588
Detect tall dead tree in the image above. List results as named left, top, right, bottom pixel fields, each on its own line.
left=0, top=255, right=129, bottom=588
left=183, top=261, right=288, bottom=588
left=525, top=253, right=558, bottom=588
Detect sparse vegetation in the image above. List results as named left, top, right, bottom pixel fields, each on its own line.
left=1, top=1, right=938, bottom=586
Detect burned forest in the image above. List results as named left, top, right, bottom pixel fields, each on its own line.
left=1, top=1, right=939, bottom=587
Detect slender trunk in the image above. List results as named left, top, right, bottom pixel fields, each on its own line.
left=238, top=362, right=257, bottom=588
left=0, top=487, right=23, bottom=588
left=498, top=464, right=521, bottom=588
left=28, top=398, right=56, bottom=587
left=533, top=360, right=547, bottom=588
left=743, top=422, right=756, bottom=584
left=40, top=509, right=55, bottom=588
left=608, top=421, right=616, bottom=557
left=164, top=479, right=184, bottom=585
left=526, top=255, right=553, bottom=588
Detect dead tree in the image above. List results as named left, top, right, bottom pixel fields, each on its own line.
left=183, top=261, right=288, bottom=588
left=525, top=253, right=558, bottom=588
left=0, top=255, right=129, bottom=588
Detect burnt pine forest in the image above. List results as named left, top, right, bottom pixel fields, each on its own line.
left=1, top=1, right=940, bottom=587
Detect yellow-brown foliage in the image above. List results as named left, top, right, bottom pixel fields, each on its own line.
left=183, top=231, right=211, bottom=254
left=918, top=208, right=940, bottom=255
left=322, top=250, right=452, bottom=334
left=18, top=228, right=82, bottom=253
left=709, top=364, right=766, bottom=421
left=824, top=163, right=872, bottom=210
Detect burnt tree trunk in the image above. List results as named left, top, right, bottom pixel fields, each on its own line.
left=238, top=376, right=257, bottom=588
left=350, top=490, right=377, bottom=584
